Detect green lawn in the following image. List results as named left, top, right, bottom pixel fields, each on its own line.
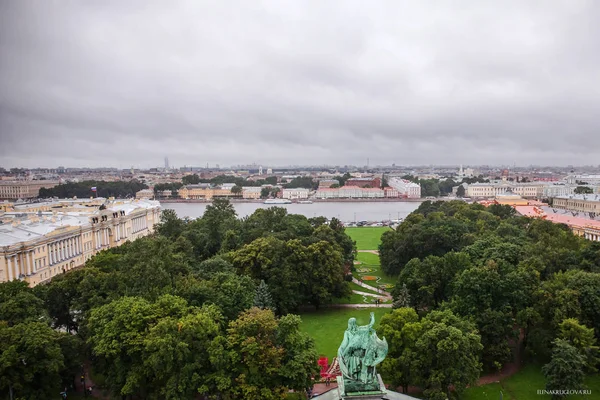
left=460, top=364, right=599, bottom=400
left=345, top=227, right=391, bottom=250
left=331, top=292, right=370, bottom=304
left=354, top=252, right=397, bottom=287
left=299, top=308, right=391, bottom=359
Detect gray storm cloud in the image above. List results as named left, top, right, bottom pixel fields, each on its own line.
left=1, top=0, right=599, bottom=168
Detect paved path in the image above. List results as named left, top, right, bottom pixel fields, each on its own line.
left=352, top=277, right=392, bottom=299
left=352, top=289, right=389, bottom=299
left=357, top=250, right=379, bottom=255
left=325, top=303, right=393, bottom=309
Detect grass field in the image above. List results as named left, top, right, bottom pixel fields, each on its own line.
left=331, top=292, right=370, bottom=304
left=459, top=364, right=600, bottom=400
left=355, top=252, right=397, bottom=287
left=299, top=308, right=391, bottom=359
left=345, top=227, right=391, bottom=250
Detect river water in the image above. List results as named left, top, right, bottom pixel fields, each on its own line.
left=161, top=201, right=421, bottom=223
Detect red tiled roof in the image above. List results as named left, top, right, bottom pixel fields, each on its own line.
left=514, top=206, right=600, bottom=229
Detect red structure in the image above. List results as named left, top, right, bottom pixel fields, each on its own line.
left=346, top=177, right=382, bottom=188
left=318, top=356, right=341, bottom=379
left=318, top=357, right=329, bottom=378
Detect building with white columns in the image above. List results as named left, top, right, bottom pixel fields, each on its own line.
left=0, top=198, right=160, bottom=286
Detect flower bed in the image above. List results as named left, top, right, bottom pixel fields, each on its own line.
left=356, top=268, right=373, bottom=273
left=361, top=276, right=377, bottom=281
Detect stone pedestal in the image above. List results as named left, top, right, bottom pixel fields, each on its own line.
left=336, top=374, right=387, bottom=399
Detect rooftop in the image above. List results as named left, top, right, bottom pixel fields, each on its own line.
left=514, top=206, right=600, bottom=229
left=555, top=194, right=600, bottom=201
left=0, top=199, right=159, bottom=247
left=0, top=180, right=59, bottom=186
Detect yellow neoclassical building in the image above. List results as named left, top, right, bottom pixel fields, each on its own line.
left=178, top=184, right=236, bottom=200
left=0, top=181, right=59, bottom=200
left=0, top=198, right=161, bottom=286
left=552, top=194, right=600, bottom=213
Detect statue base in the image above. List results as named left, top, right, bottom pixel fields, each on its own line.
left=312, top=375, right=418, bottom=399
left=336, top=374, right=387, bottom=399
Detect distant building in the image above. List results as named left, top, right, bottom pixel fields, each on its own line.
left=457, top=165, right=475, bottom=180
left=542, top=184, right=577, bottom=198
left=514, top=205, right=600, bottom=242
left=318, top=179, right=339, bottom=188
left=388, top=178, right=421, bottom=198
left=136, top=189, right=154, bottom=199
left=552, top=194, right=600, bottom=214
left=0, top=181, right=59, bottom=200
left=314, top=186, right=384, bottom=199
left=0, top=198, right=161, bottom=286
left=566, top=174, right=600, bottom=185
left=465, top=182, right=546, bottom=199
left=178, top=184, right=235, bottom=199
left=346, top=177, right=381, bottom=188
left=242, top=187, right=262, bottom=199
left=282, top=188, right=310, bottom=200
left=383, top=187, right=399, bottom=198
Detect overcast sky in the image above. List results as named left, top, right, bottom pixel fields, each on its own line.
left=1, top=1, right=599, bottom=169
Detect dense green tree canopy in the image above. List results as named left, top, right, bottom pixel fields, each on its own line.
left=39, top=180, right=148, bottom=198
left=0, top=199, right=353, bottom=398
left=383, top=200, right=600, bottom=374
left=3, top=197, right=598, bottom=398
left=543, top=339, right=587, bottom=399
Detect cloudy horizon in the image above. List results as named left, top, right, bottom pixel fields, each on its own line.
left=1, top=1, right=600, bottom=169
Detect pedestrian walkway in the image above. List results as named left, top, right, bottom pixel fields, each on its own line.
left=324, top=303, right=393, bottom=309
left=352, top=289, right=389, bottom=299
left=352, top=277, right=392, bottom=299
left=357, top=249, right=379, bottom=255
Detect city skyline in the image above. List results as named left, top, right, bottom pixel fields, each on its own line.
left=2, top=1, right=600, bottom=168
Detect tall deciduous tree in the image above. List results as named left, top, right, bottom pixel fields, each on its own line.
left=87, top=295, right=229, bottom=398
left=379, top=307, right=420, bottom=393
left=156, top=208, right=186, bottom=240
left=543, top=339, right=586, bottom=399
left=0, top=280, right=47, bottom=326
left=558, top=318, right=599, bottom=372
left=0, top=322, right=66, bottom=399
left=407, top=310, right=483, bottom=398
left=225, top=308, right=318, bottom=400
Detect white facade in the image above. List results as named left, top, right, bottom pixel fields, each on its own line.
left=466, top=182, right=546, bottom=198
left=566, top=175, right=600, bottom=185
left=388, top=178, right=421, bottom=198
left=0, top=198, right=161, bottom=286
left=542, top=184, right=576, bottom=198
left=282, top=188, right=310, bottom=199
left=314, top=186, right=384, bottom=199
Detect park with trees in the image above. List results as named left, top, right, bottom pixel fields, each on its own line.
left=0, top=199, right=598, bottom=399
left=379, top=200, right=600, bottom=399
left=39, top=180, right=148, bottom=199
left=0, top=200, right=353, bottom=399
